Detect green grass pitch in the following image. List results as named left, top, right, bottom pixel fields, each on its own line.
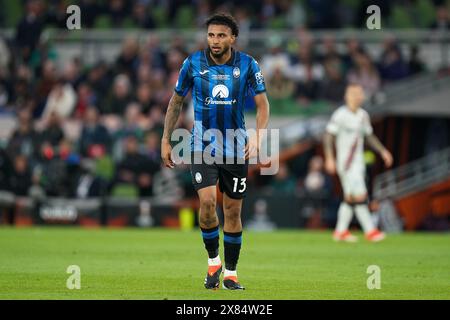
left=0, top=227, right=449, bottom=300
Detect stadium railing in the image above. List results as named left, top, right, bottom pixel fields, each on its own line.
left=368, top=72, right=450, bottom=116
left=373, top=146, right=450, bottom=200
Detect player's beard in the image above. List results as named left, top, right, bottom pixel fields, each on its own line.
left=210, top=44, right=230, bottom=59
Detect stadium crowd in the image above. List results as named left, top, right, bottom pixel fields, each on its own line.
left=1, top=0, right=449, bottom=30
left=0, top=0, right=447, bottom=205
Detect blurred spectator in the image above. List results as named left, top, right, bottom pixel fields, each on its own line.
left=288, top=44, right=324, bottom=103
left=34, top=60, right=58, bottom=117
left=269, top=163, right=297, bottom=195
left=137, top=65, right=152, bottom=86
left=136, top=82, right=157, bottom=114
left=0, top=74, right=9, bottom=111
left=303, top=156, right=331, bottom=198
left=408, top=45, right=426, bottom=76
left=40, top=112, right=65, bottom=147
left=145, top=34, right=166, bottom=70
left=74, top=82, right=97, bottom=119
left=123, top=102, right=145, bottom=137
left=260, top=35, right=291, bottom=80
left=9, top=65, right=34, bottom=110
left=101, top=74, right=133, bottom=115
left=149, top=69, right=171, bottom=107
left=342, top=38, right=364, bottom=72
left=108, top=0, right=129, bottom=27
left=115, top=37, right=139, bottom=81
left=347, top=51, right=380, bottom=100
left=284, top=0, right=306, bottom=29
left=301, top=154, right=334, bottom=228
left=62, top=58, right=82, bottom=87
left=136, top=48, right=154, bottom=85
left=59, top=138, right=79, bottom=163
left=71, top=159, right=106, bottom=198
left=29, top=165, right=46, bottom=201
left=9, top=154, right=32, bottom=196
left=79, top=107, right=112, bottom=158
left=6, top=109, right=41, bottom=163
left=246, top=198, right=276, bottom=231
left=320, top=35, right=344, bottom=65
left=132, top=0, right=155, bottom=29
left=378, top=38, right=409, bottom=81
left=39, top=138, right=79, bottom=197
left=29, top=38, right=58, bottom=72
left=142, top=130, right=161, bottom=164
left=430, top=5, right=450, bottom=30
left=0, top=147, right=12, bottom=191
left=0, top=35, right=10, bottom=71
left=113, top=102, right=145, bottom=160
left=145, top=104, right=165, bottom=135
left=86, top=62, right=110, bottom=101
left=41, top=79, right=76, bottom=121
left=40, top=148, right=67, bottom=196
left=166, top=48, right=187, bottom=88
left=266, top=65, right=295, bottom=107
left=168, top=36, right=189, bottom=60
left=15, top=0, right=45, bottom=62
left=321, top=57, right=347, bottom=104
left=113, top=134, right=159, bottom=197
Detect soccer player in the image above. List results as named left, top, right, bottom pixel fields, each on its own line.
left=161, top=13, right=269, bottom=290
left=323, top=84, right=393, bottom=242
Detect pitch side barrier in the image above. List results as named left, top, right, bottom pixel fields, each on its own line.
left=0, top=192, right=333, bottom=229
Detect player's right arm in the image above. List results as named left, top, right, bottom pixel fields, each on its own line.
left=161, top=57, right=193, bottom=168
left=161, top=93, right=185, bottom=168
left=323, top=109, right=341, bottom=175
left=323, top=132, right=336, bottom=174
left=361, top=110, right=393, bottom=168
left=365, top=133, right=393, bottom=168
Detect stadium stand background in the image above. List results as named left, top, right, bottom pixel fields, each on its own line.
left=0, top=0, right=449, bottom=230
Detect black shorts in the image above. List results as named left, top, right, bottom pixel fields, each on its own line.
left=190, top=153, right=248, bottom=199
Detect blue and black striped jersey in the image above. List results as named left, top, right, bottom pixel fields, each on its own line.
left=174, top=48, right=266, bottom=159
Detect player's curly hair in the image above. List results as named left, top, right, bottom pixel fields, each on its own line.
left=205, top=13, right=239, bottom=37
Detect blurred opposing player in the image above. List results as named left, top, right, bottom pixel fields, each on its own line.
left=323, top=84, right=393, bottom=242
left=161, top=13, right=269, bottom=290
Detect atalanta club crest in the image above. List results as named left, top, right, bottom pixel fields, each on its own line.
left=233, top=67, right=240, bottom=78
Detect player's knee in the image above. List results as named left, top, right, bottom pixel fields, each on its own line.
left=200, top=196, right=216, bottom=213
left=224, top=205, right=241, bottom=222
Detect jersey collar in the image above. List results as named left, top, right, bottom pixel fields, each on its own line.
left=205, top=48, right=235, bottom=66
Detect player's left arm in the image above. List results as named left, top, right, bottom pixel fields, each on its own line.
left=246, top=58, right=270, bottom=159
left=363, top=111, right=393, bottom=168
left=246, top=93, right=269, bottom=159
left=366, top=134, right=393, bottom=168
left=363, top=113, right=393, bottom=169
left=255, top=92, right=270, bottom=146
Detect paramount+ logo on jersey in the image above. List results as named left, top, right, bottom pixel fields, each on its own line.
left=205, top=84, right=237, bottom=106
